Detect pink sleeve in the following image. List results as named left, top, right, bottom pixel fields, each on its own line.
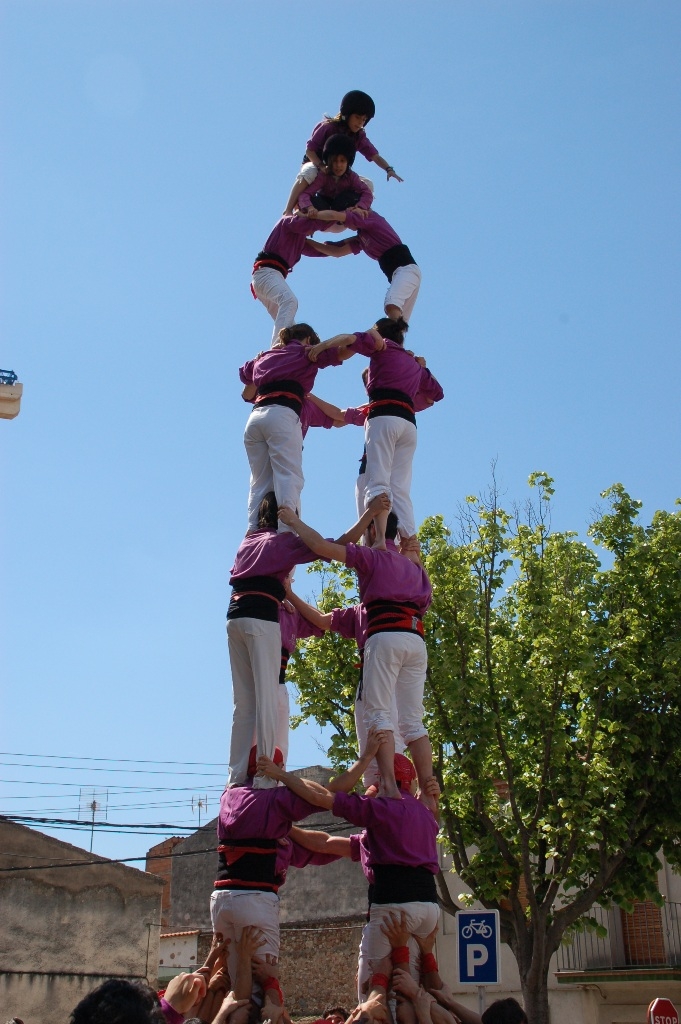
left=349, top=833, right=363, bottom=862
left=304, top=401, right=334, bottom=430
left=349, top=170, right=373, bottom=210
left=344, top=406, right=367, bottom=426
left=347, top=331, right=378, bottom=358
left=295, top=611, right=325, bottom=640
left=417, top=367, right=444, bottom=404
left=307, top=120, right=333, bottom=155
left=356, top=131, right=378, bottom=161
left=239, top=359, right=255, bottom=385
left=330, top=606, right=360, bottom=639
left=298, top=181, right=315, bottom=210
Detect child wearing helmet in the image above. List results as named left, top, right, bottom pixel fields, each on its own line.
left=283, top=90, right=403, bottom=215
left=298, top=135, right=374, bottom=214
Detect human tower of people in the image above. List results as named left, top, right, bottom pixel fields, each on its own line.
left=202, top=89, right=455, bottom=1024
left=53, top=90, right=531, bottom=1024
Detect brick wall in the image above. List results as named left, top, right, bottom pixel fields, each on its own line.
left=146, top=836, right=185, bottom=928
left=279, top=919, right=365, bottom=1017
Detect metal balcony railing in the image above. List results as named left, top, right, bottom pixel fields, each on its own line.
left=557, top=901, right=681, bottom=972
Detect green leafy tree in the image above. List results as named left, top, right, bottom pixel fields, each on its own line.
left=288, top=476, right=681, bottom=1024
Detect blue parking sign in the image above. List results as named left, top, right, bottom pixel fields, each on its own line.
left=456, top=910, right=500, bottom=985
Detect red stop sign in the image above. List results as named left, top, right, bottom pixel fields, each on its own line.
left=648, top=998, right=679, bottom=1024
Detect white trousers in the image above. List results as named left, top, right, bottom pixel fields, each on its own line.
left=355, top=673, right=405, bottom=787
left=384, top=264, right=421, bottom=323
left=227, top=617, right=282, bottom=786
left=362, top=632, right=427, bottom=745
left=364, top=415, right=417, bottom=538
left=357, top=901, right=439, bottom=997
left=244, top=404, right=303, bottom=533
left=252, top=267, right=298, bottom=347
left=210, top=889, right=280, bottom=982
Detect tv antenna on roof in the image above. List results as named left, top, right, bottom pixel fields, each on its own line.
left=191, top=795, right=209, bottom=828
left=79, top=788, right=109, bottom=853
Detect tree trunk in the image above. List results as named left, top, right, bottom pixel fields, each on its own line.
left=519, top=961, right=552, bottom=1024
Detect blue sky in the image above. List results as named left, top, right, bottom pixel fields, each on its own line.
left=2, top=1, right=680, bottom=865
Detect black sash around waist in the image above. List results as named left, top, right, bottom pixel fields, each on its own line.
left=253, top=250, right=289, bottom=277
left=366, top=600, right=424, bottom=639
left=214, top=836, right=280, bottom=892
left=367, top=388, right=416, bottom=426
left=372, top=864, right=437, bottom=905
left=227, top=575, right=285, bottom=623
left=255, top=378, right=305, bottom=417
left=378, top=243, right=417, bottom=282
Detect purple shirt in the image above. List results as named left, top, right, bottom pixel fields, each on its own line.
left=218, top=781, right=317, bottom=841
left=300, top=397, right=335, bottom=437
left=239, top=341, right=342, bottom=395
left=344, top=539, right=432, bottom=614
left=259, top=214, right=325, bottom=270
left=230, top=530, right=316, bottom=585
left=307, top=119, right=379, bottom=163
left=159, top=998, right=184, bottom=1024
left=344, top=405, right=368, bottom=426
left=299, top=168, right=373, bottom=211
left=349, top=334, right=445, bottom=404
left=333, top=790, right=439, bottom=874
left=280, top=605, right=324, bottom=655
left=342, top=210, right=403, bottom=261
left=330, top=603, right=368, bottom=649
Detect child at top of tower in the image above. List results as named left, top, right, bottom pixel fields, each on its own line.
left=283, top=90, right=403, bottom=215
left=298, top=135, right=374, bottom=214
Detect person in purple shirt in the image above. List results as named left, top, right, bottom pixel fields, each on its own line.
left=277, top=504, right=437, bottom=809
left=256, top=749, right=439, bottom=999
left=283, top=90, right=403, bottom=216
left=304, top=206, right=420, bottom=323
left=288, top=592, right=406, bottom=789
left=298, top=135, right=374, bottom=215
left=239, top=324, right=357, bottom=533
left=251, top=215, right=332, bottom=347
left=227, top=491, right=390, bottom=791
left=210, top=745, right=342, bottom=994
left=307, top=319, right=443, bottom=551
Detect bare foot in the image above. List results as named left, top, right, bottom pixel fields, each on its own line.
left=379, top=781, right=402, bottom=800
left=372, top=540, right=387, bottom=550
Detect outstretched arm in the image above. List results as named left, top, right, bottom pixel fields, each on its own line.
left=306, top=392, right=347, bottom=426
left=305, top=237, right=355, bottom=258
left=257, top=759, right=334, bottom=810
left=278, top=508, right=347, bottom=562
left=327, top=728, right=389, bottom=792
left=336, top=492, right=391, bottom=545
left=288, top=590, right=333, bottom=631
left=289, top=825, right=352, bottom=857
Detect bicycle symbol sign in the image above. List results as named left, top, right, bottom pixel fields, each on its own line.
left=461, top=919, right=493, bottom=940
left=456, top=910, right=500, bottom=985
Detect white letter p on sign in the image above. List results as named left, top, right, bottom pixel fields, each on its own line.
left=467, top=944, right=489, bottom=977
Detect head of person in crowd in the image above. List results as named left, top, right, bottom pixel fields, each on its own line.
left=323, top=1006, right=349, bottom=1024
left=69, top=979, right=163, bottom=1024
left=248, top=744, right=284, bottom=779
left=373, top=316, right=409, bottom=346
left=257, top=492, right=279, bottom=530
left=481, top=997, right=529, bottom=1024
left=392, top=753, right=418, bottom=794
left=273, top=323, right=321, bottom=349
left=338, top=89, right=376, bottom=129
left=322, top=135, right=356, bottom=178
